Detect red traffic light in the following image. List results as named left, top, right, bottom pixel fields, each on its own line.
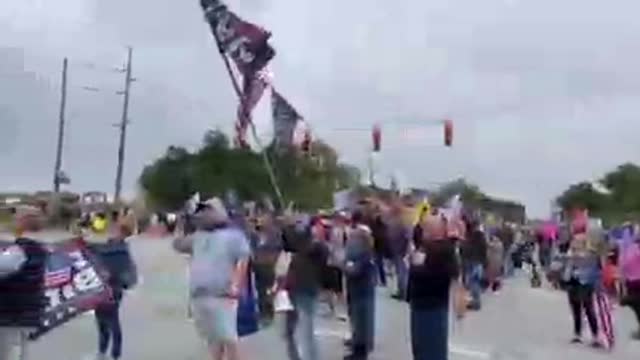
left=372, top=124, right=381, bottom=152
left=444, top=119, right=453, bottom=147
left=301, top=129, right=312, bottom=153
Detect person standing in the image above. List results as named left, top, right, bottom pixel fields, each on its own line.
left=407, top=215, right=462, bottom=360
left=325, top=213, right=349, bottom=319
left=387, top=207, right=409, bottom=300
left=280, top=214, right=328, bottom=360
left=486, top=235, right=504, bottom=292
left=369, top=214, right=388, bottom=287
left=344, top=211, right=376, bottom=360
left=461, top=220, right=487, bottom=310
left=563, top=234, right=601, bottom=346
left=619, top=232, right=640, bottom=340
left=0, top=232, right=47, bottom=360
left=173, top=198, right=251, bottom=360
left=249, top=216, right=281, bottom=326
left=89, top=223, right=138, bottom=360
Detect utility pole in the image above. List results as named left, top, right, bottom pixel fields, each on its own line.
left=114, top=47, right=134, bottom=203
left=53, top=57, right=68, bottom=193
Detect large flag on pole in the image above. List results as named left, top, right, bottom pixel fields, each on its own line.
left=271, top=90, right=302, bottom=150
left=201, top=0, right=275, bottom=76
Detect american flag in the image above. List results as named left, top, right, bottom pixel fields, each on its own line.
left=235, top=68, right=272, bottom=148
left=594, top=291, right=615, bottom=349
left=44, top=251, right=73, bottom=288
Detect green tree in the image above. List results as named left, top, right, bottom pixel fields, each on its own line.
left=138, top=130, right=360, bottom=211
left=555, top=182, right=609, bottom=213
left=431, top=178, right=484, bottom=206
left=431, top=178, right=526, bottom=223
left=555, top=162, right=640, bottom=224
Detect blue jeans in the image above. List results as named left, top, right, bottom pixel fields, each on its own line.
left=504, top=246, right=515, bottom=278
left=95, top=291, right=123, bottom=359
left=392, top=255, right=408, bottom=297
left=464, top=263, right=483, bottom=309
left=539, top=246, right=552, bottom=271
left=375, top=253, right=387, bottom=286
left=347, top=292, right=376, bottom=354
left=410, top=306, right=449, bottom=360
left=284, top=293, right=318, bottom=360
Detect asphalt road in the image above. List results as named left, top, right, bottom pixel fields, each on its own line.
left=3, top=233, right=640, bottom=359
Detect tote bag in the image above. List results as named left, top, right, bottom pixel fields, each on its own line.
left=237, top=262, right=259, bottom=337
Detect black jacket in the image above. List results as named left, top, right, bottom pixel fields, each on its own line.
left=461, top=230, right=488, bottom=265
left=370, top=217, right=389, bottom=257
left=0, top=238, right=48, bottom=327
left=408, top=239, right=460, bottom=309
left=282, top=224, right=328, bottom=295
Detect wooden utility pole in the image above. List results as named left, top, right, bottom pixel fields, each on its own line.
left=53, top=57, right=68, bottom=193
left=114, top=47, right=134, bottom=203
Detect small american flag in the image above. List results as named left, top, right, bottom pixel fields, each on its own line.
left=44, top=251, right=73, bottom=288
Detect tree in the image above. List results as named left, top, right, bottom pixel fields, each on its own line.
left=555, top=182, right=609, bottom=213
left=431, top=178, right=483, bottom=206
left=555, top=162, right=640, bottom=224
left=202, top=129, right=230, bottom=150
left=431, top=178, right=526, bottom=223
left=138, top=130, right=361, bottom=211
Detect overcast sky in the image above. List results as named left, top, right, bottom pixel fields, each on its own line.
left=1, top=0, right=639, bottom=217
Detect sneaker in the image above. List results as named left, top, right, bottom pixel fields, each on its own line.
left=590, top=340, right=603, bottom=348
left=570, top=337, right=582, bottom=344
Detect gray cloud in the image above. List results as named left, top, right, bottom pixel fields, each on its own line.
left=2, top=0, right=640, bottom=217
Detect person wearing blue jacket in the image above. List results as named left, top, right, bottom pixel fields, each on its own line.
left=344, top=211, right=376, bottom=360
left=88, top=223, right=138, bottom=360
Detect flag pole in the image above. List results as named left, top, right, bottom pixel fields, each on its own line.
left=211, top=37, right=286, bottom=210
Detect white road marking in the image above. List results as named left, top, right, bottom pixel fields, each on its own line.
left=314, top=328, right=349, bottom=338
left=450, top=345, right=491, bottom=359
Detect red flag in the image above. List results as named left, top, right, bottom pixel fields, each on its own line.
left=372, top=124, right=381, bottom=152
left=201, top=0, right=275, bottom=76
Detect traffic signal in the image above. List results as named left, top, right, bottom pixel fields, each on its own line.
left=372, top=124, right=381, bottom=152
left=444, top=119, right=453, bottom=147
left=301, top=129, right=312, bottom=154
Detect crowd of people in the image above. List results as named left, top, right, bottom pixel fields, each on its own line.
left=168, top=196, right=640, bottom=360
left=1, top=196, right=640, bottom=360
left=166, top=195, right=537, bottom=360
